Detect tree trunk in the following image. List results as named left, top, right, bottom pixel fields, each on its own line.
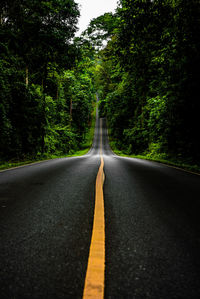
left=25, top=66, right=29, bottom=87
left=41, top=64, right=47, bottom=154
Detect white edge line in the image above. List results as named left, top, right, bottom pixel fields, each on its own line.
left=118, top=155, right=200, bottom=176
left=0, top=159, right=54, bottom=173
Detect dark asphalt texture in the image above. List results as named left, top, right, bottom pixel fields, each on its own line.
left=0, top=115, right=200, bottom=299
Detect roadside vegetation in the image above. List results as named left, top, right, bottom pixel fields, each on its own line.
left=109, top=139, right=200, bottom=174
left=90, top=0, right=200, bottom=173
left=0, top=0, right=97, bottom=170
left=1, top=0, right=200, bottom=173
left=0, top=101, right=96, bottom=171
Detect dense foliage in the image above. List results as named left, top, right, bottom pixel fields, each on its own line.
left=95, top=0, right=200, bottom=164
left=0, top=0, right=95, bottom=160
left=1, top=0, right=200, bottom=167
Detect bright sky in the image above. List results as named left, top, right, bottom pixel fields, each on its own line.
left=75, top=0, right=118, bottom=36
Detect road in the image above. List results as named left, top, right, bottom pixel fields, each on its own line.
left=0, top=112, right=200, bottom=298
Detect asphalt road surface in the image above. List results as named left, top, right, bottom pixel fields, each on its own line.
left=0, top=113, right=200, bottom=299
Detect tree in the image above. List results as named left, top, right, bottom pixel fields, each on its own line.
left=94, top=0, right=200, bottom=163
left=0, top=0, right=84, bottom=159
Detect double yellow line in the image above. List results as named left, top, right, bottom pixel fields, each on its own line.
left=83, top=119, right=105, bottom=298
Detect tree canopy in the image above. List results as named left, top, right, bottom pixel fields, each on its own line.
left=94, top=0, right=200, bottom=164
left=0, top=0, right=95, bottom=160
left=1, top=0, right=200, bottom=167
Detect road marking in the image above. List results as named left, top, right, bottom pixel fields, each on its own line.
left=83, top=119, right=105, bottom=299
left=0, top=160, right=52, bottom=173
left=159, top=162, right=200, bottom=176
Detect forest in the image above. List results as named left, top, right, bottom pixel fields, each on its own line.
left=0, top=0, right=95, bottom=163
left=1, top=0, right=200, bottom=170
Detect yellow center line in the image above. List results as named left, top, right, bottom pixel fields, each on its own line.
left=83, top=119, right=105, bottom=299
